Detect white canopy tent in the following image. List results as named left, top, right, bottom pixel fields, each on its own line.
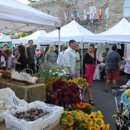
left=0, top=34, right=12, bottom=42
left=0, top=0, right=60, bottom=33
left=85, top=18, right=130, bottom=42
left=12, top=30, right=47, bottom=44
left=38, top=20, right=95, bottom=42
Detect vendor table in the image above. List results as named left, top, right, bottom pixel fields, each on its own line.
left=0, top=121, right=60, bottom=130
left=0, top=80, right=46, bottom=103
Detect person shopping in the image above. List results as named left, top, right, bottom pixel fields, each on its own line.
left=14, top=45, right=27, bottom=72
left=83, top=44, right=96, bottom=106
left=4, top=49, right=15, bottom=69
left=123, top=56, right=130, bottom=81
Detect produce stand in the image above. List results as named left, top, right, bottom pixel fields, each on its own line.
left=0, top=121, right=60, bottom=130
left=0, top=80, right=46, bottom=103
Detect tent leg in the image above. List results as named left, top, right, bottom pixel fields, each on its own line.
left=81, top=38, right=84, bottom=77
left=57, top=27, right=61, bottom=54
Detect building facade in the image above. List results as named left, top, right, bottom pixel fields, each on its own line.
left=29, top=0, right=130, bottom=33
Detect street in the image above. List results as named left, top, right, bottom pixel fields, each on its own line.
left=90, top=75, right=127, bottom=130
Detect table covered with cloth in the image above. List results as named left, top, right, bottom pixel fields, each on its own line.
left=0, top=80, right=46, bottom=103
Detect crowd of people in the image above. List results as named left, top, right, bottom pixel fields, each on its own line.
left=1, top=39, right=130, bottom=106
left=0, top=40, right=42, bottom=73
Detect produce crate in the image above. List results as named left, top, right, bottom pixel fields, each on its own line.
left=4, top=101, right=63, bottom=130
left=0, top=88, right=28, bottom=122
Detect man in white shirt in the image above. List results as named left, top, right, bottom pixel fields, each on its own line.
left=57, top=45, right=68, bottom=66
left=64, top=40, right=76, bottom=77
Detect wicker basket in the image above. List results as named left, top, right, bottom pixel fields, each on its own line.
left=22, top=68, right=33, bottom=75
left=36, top=77, right=44, bottom=83
left=2, top=71, right=11, bottom=80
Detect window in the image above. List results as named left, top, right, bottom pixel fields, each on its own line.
left=84, top=6, right=97, bottom=20
left=105, top=7, right=109, bottom=19
left=124, top=0, right=130, bottom=17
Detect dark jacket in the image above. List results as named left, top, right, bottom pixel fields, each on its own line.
left=27, top=47, right=35, bottom=64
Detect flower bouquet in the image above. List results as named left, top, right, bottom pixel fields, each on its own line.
left=68, top=77, right=89, bottom=89
left=60, top=110, right=110, bottom=130
left=73, top=102, right=94, bottom=114
left=50, top=78, right=81, bottom=108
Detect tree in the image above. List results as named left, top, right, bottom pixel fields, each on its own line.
left=18, top=32, right=32, bottom=37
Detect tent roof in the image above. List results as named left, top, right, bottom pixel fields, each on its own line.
left=0, top=0, right=60, bottom=33
left=12, top=30, right=47, bottom=44
left=99, top=18, right=130, bottom=35
left=83, top=18, right=130, bottom=43
left=0, top=34, right=11, bottom=42
left=39, top=20, right=95, bottom=42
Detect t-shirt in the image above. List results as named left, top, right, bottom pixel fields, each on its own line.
left=57, top=51, right=65, bottom=66
left=106, top=51, right=121, bottom=71
left=44, top=52, right=57, bottom=65
left=75, top=51, right=80, bottom=69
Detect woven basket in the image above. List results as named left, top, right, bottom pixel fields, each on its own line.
left=2, top=70, right=11, bottom=80
left=22, top=68, right=33, bottom=75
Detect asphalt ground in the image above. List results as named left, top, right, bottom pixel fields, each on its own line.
left=88, top=75, right=127, bottom=130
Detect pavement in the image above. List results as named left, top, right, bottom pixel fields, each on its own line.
left=89, top=75, right=127, bottom=130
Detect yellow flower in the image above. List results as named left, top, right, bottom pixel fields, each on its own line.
left=67, top=119, right=74, bottom=126
left=89, top=112, right=96, bottom=119
left=100, top=124, right=105, bottom=130
left=43, top=85, right=46, bottom=88
left=97, top=110, right=104, bottom=118
left=89, top=126, right=97, bottom=130
left=67, top=111, right=72, bottom=115
left=76, top=113, right=82, bottom=120
left=95, top=118, right=104, bottom=125
left=65, top=127, right=73, bottom=130
left=67, top=115, right=74, bottom=126
left=89, top=121, right=94, bottom=127
left=61, top=119, right=67, bottom=125
left=94, top=124, right=100, bottom=130
left=84, top=114, right=92, bottom=123
left=82, top=124, right=87, bottom=129
left=105, top=124, right=110, bottom=130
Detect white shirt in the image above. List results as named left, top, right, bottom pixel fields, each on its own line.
left=57, top=51, right=65, bottom=66
left=1, top=56, right=6, bottom=67
left=64, top=47, right=76, bottom=74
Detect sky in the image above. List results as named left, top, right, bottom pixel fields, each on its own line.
left=17, top=0, right=29, bottom=4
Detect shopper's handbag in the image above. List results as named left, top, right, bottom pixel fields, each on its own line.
left=93, top=65, right=100, bottom=80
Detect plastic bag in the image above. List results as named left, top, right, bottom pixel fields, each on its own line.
left=93, top=65, right=100, bottom=80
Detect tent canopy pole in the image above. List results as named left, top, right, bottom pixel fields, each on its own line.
left=56, top=27, right=61, bottom=53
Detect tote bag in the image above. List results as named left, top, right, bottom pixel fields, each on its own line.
left=93, top=65, right=100, bottom=80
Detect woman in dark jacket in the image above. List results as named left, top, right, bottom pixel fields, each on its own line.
left=14, top=45, right=27, bottom=72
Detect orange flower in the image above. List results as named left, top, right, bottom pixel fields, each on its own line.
left=76, top=102, right=92, bottom=109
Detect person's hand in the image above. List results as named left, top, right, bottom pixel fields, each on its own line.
left=120, top=85, right=128, bottom=89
